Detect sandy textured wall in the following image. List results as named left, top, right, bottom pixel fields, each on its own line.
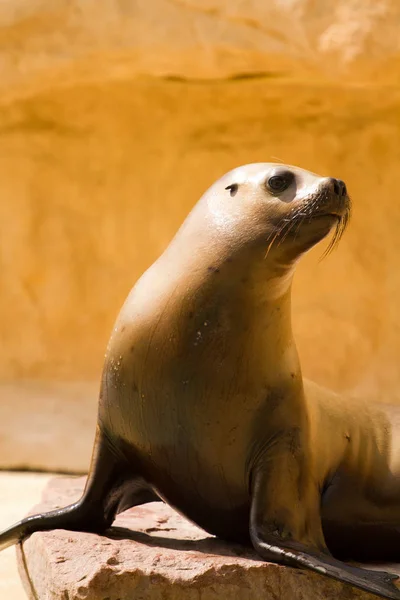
left=1, top=0, right=400, bottom=471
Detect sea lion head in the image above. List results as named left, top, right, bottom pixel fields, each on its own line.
left=204, top=163, right=351, bottom=265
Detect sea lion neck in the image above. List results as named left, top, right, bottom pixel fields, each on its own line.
left=133, top=233, right=301, bottom=388
left=144, top=207, right=298, bottom=334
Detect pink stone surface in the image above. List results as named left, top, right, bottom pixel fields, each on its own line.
left=16, top=477, right=398, bottom=599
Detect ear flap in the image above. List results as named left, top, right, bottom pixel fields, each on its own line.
left=225, top=183, right=238, bottom=197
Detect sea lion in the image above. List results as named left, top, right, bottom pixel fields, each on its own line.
left=1, top=163, right=400, bottom=599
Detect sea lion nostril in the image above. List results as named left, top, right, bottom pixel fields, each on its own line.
left=332, top=178, right=347, bottom=197
left=337, top=179, right=346, bottom=197
left=333, top=180, right=340, bottom=196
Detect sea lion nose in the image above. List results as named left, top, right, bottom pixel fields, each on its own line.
left=329, top=178, right=347, bottom=197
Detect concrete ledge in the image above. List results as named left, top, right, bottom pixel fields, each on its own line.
left=0, top=382, right=97, bottom=472
left=0, top=472, right=52, bottom=600
left=16, top=477, right=396, bottom=599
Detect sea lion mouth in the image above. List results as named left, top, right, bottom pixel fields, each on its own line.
left=266, top=190, right=351, bottom=259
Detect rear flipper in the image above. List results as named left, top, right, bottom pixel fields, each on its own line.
left=0, top=427, right=158, bottom=551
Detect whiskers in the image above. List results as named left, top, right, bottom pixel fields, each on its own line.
left=264, top=191, right=351, bottom=261
left=319, top=207, right=351, bottom=261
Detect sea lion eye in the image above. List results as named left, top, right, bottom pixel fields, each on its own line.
left=225, top=183, right=238, bottom=197
left=267, top=173, right=293, bottom=194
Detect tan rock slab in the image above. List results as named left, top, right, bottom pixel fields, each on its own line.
left=16, top=476, right=400, bottom=599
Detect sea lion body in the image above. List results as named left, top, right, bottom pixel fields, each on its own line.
left=1, top=163, right=400, bottom=599
left=307, top=382, right=400, bottom=558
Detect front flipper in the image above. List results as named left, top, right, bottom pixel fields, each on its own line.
left=250, top=466, right=400, bottom=599
left=250, top=531, right=400, bottom=599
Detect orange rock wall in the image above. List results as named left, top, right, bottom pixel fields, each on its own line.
left=1, top=1, right=400, bottom=470
left=2, top=80, right=399, bottom=398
